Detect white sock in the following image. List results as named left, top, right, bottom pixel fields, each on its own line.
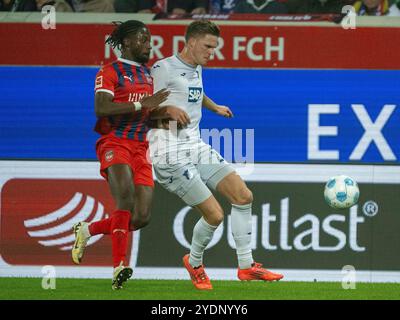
left=231, top=203, right=254, bottom=269
left=189, top=217, right=218, bottom=268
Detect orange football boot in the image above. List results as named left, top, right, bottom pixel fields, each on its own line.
left=183, top=254, right=213, bottom=290
left=238, top=262, right=284, bottom=281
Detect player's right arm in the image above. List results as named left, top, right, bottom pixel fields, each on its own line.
left=95, top=92, right=134, bottom=117
left=95, top=90, right=169, bottom=117
left=94, top=66, right=169, bottom=117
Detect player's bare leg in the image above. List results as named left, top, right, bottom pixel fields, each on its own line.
left=216, top=172, right=253, bottom=206
left=195, top=195, right=224, bottom=226
left=216, top=172, right=283, bottom=281
left=107, top=164, right=136, bottom=212
left=129, top=185, right=153, bottom=231
left=182, top=195, right=224, bottom=290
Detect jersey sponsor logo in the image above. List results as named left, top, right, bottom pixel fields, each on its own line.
left=95, top=76, right=103, bottom=89
left=188, top=87, right=202, bottom=102
left=128, top=92, right=148, bottom=102
left=0, top=179, right=133, bottom=266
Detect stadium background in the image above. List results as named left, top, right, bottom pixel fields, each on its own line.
left=0, top=13, right=399, bottom=283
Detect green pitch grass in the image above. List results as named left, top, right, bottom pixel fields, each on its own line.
left=0, top=278, right=399, bottom=300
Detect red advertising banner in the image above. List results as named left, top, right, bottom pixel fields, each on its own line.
left=0, top=178, right=132, bottom=266
left=0, top=22, right=399, bottom=69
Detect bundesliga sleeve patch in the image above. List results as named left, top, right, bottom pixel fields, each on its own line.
left=95, top=76, right=103, bottom=90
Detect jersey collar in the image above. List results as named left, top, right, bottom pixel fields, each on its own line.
left=175, top=54, right=197, bottom=69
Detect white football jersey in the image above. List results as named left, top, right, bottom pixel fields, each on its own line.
left=148, top=55, right=204, bottom=156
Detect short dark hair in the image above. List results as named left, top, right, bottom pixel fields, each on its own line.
left=185, top=20, right=220, bottom=42
left=106, top=20, right=147, bottom=49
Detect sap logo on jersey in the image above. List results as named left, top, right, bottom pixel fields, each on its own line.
left=188, top=87, right=202, bottom=102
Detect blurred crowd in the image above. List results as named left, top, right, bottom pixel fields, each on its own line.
left=1, top=0, right=399, bottom=16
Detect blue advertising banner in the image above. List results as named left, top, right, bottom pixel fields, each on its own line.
left=0, top=66, right=399, bottom=163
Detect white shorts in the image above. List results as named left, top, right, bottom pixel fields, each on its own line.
left=153, top=141, right=235, bottom=206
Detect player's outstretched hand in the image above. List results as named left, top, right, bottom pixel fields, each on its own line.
left=215, top=105, right=234, bottom=118
left=166, top=106, right=191, bottom=127
left=141, top=88, right=170, bottom=110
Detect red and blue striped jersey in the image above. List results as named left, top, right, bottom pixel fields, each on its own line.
left=94, top=58, right=153, bottom=142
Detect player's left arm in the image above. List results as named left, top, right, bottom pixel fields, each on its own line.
left=202, top=94, right=234, bottom=118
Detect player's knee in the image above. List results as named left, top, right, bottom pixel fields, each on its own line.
left=232, top=187, right=253, bottom=205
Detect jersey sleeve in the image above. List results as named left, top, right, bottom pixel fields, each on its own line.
left=151, top=60, right=169, bottom=93
left=94, top=66, right=117, bottom=97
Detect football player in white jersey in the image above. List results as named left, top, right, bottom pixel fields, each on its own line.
left=149, top=20, right=283, bottom=290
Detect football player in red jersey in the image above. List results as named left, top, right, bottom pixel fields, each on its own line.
left=71, top=20, right=189, bottom=290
